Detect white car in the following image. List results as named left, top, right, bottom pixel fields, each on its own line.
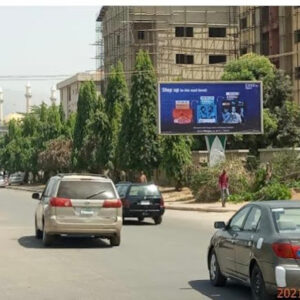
left=33, top=173, right=122, bottom=247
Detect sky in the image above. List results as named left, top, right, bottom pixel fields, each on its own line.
left=0, top=6, right=100, bottom=116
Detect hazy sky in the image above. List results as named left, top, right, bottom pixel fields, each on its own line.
left=0, top=6, right=99, bottom=115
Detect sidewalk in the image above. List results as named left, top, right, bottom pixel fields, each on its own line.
left=6, top=184, right=246, bottom=213
left=164, top=200, right=245, bottom=213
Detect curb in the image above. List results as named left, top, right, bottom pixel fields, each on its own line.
left=165, top=204, right=239, bottom=213
left=6, top=186, right=44, bottom=193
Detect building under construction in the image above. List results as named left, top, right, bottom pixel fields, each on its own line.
left=96, top=6, right=239, bottom=84
left=239, top=6, right=300, bottom=104
left=95, top=6, right=300, bottom=104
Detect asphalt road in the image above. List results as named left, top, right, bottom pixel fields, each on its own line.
left=0, top=188, right=251, bottom=300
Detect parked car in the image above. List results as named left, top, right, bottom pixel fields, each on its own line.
left=116, top=182, right=165, bottom=224
left=9, top=172, right=25, bottom=185
left=0, top=175, right=7, bottom=187
left=33, top=173, right=122, bottom=247
left=207, top=201, right=300, bottom=300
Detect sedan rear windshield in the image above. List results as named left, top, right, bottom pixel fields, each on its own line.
left=57, top=181, right=116, bottom=200
left=128, top=185, right=160, bottom=197
left=272, top=208, right=300, bottom=233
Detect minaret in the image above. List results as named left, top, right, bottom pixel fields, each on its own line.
left=25, top=82, right=32, bottom=113
left=50, top=85, right=57, bottom=105
left=0, top=87, right=3, bottom=125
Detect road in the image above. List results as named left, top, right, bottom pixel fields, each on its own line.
left=0, top=188, right=251, bottom=300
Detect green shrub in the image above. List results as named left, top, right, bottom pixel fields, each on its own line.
left=254, top=181, right=291, bottom=201
left=253, top=168, right=267, bottom=192
left=188, top=159, right=254, bottom=202
left=228, top=192, right=255, bottom=203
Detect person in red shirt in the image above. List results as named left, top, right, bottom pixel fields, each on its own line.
left=219, top=170, right=229, bottom=207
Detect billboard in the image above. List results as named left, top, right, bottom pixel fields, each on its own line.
left=158, top=81, right=263, bottom=135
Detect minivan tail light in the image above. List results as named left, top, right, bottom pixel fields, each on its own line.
left=49, top=197, right=72, bottom=207
left=103, top=199, right=122, bottom=208
left=272, top=243, right=300, bottom=259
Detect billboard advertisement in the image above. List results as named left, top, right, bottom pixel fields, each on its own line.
left=158, top=81, right=263, bottom=135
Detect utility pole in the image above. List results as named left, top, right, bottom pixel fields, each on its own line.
left=25, top=82, right=32, bottom=113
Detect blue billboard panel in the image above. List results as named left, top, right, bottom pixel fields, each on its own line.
left=158, top=81, right=263, bottom=135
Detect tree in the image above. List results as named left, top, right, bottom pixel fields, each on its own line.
left=38, top=138, right=72, bottom=175
left=103, top=61, right=129, bottom=173
left=222, top=53, right=275, bottom=105
left=82, top=95, right=109, bottom=172
left=221, top=53, right=296, bottom=152
left=72, top=81, right=98, bottom=170
left=161, top=136, right=192, bottom=190
left=126, top=50, right=161, bottom=176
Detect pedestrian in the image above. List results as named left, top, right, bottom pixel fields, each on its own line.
left=139, top=171, right=147, bottom=183
left=219, top=169, right=229, bottom=207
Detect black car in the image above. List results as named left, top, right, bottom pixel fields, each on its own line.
left=116, top=182, right=165, bottom=224
left=207, top=201, right=300, bottom=300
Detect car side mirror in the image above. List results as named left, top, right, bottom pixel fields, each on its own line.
left=32, top=192, right=40, bottom=200
left=214, top=221, right=226, bottom=229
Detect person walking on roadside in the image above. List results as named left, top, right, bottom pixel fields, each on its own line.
left=219, top=169, right=229, bottom=207
left=139, top=171, right=147, bottom=183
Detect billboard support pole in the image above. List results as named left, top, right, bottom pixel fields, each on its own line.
left=205, top=135, right=227, bottom=167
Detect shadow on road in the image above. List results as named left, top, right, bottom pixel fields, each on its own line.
left=123, top=219, right=155, bottom=226
left=18, top=235, right=112, bottom=249
left=188, top=279, right=251, bottom=300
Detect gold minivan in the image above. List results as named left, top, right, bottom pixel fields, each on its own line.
left=33, top=174, right=122, bottom=247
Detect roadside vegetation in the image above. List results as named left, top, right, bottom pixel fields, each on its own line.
left=0, top=52, right=299, bottom=201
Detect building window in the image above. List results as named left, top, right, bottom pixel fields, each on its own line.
left=209, top=55, right=227, bottom=64
left=175, top=27, right=194, bottom=37
left=209, top=27, right=226, bottom=38
left=252, top=12, right=256, bottom=26
left=117, top=35, right=120, bottom=45
left=295, top=67, right=300, bottom=79
left=240, top=17, right=247, bottom=29
left=240, top=48, right=247, bottom=55
left=176, top=54, right=194, bottom=64
left=137, top=31, right=145, bottom=40
left=295, top=30, right=300, bottom=43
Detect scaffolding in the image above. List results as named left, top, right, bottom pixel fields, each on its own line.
left=239, top=6, right=300, bottom=104
left=96, top=6, right=239, bottom=85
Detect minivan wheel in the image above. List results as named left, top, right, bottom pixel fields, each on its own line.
left=42, top=227, right=54, bottom=247
left=209, top=250, right=227, bottom=286
left=153, top=216, right=162, bottom=225
left=110, top=234, right=121, bottom=247
left=250, top=264, right=272, bottom=300
left=35, top=218, right=42, bottom=239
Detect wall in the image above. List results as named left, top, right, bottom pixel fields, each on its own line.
left=259, top=148, right=300, bottom=164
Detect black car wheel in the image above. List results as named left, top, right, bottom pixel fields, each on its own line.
left=209, top=250, right=227, bottom=286
left=153, top=216, right=162, bottom=225
left=110, top=234, right=121, bottom=247
left=35, top=218, right=42, bottom=239
left=250, top=264, right=272, bottom=300
left=138, top=217, right=144, bottom=222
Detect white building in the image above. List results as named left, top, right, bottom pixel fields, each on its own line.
left=57, top=72, right=103, bottom=119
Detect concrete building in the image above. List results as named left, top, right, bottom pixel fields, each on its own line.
left=57, top=72, right=103, bottom=119
left=239, top=6, right=300, bottom=104
left=96, top=6, right=239, bottom=85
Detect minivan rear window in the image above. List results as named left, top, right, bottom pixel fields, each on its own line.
left=128, top=185, right=160, bottom=197
left=57, top=181, right=116, bottom=200
left=272, top=208, right=300, bottom=233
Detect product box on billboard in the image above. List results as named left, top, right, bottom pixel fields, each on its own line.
left=172, top=100, right=193, bottom=124
left=221, top=92, right=245, bottom=124
left=196, top=96, right=217, bottom=124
